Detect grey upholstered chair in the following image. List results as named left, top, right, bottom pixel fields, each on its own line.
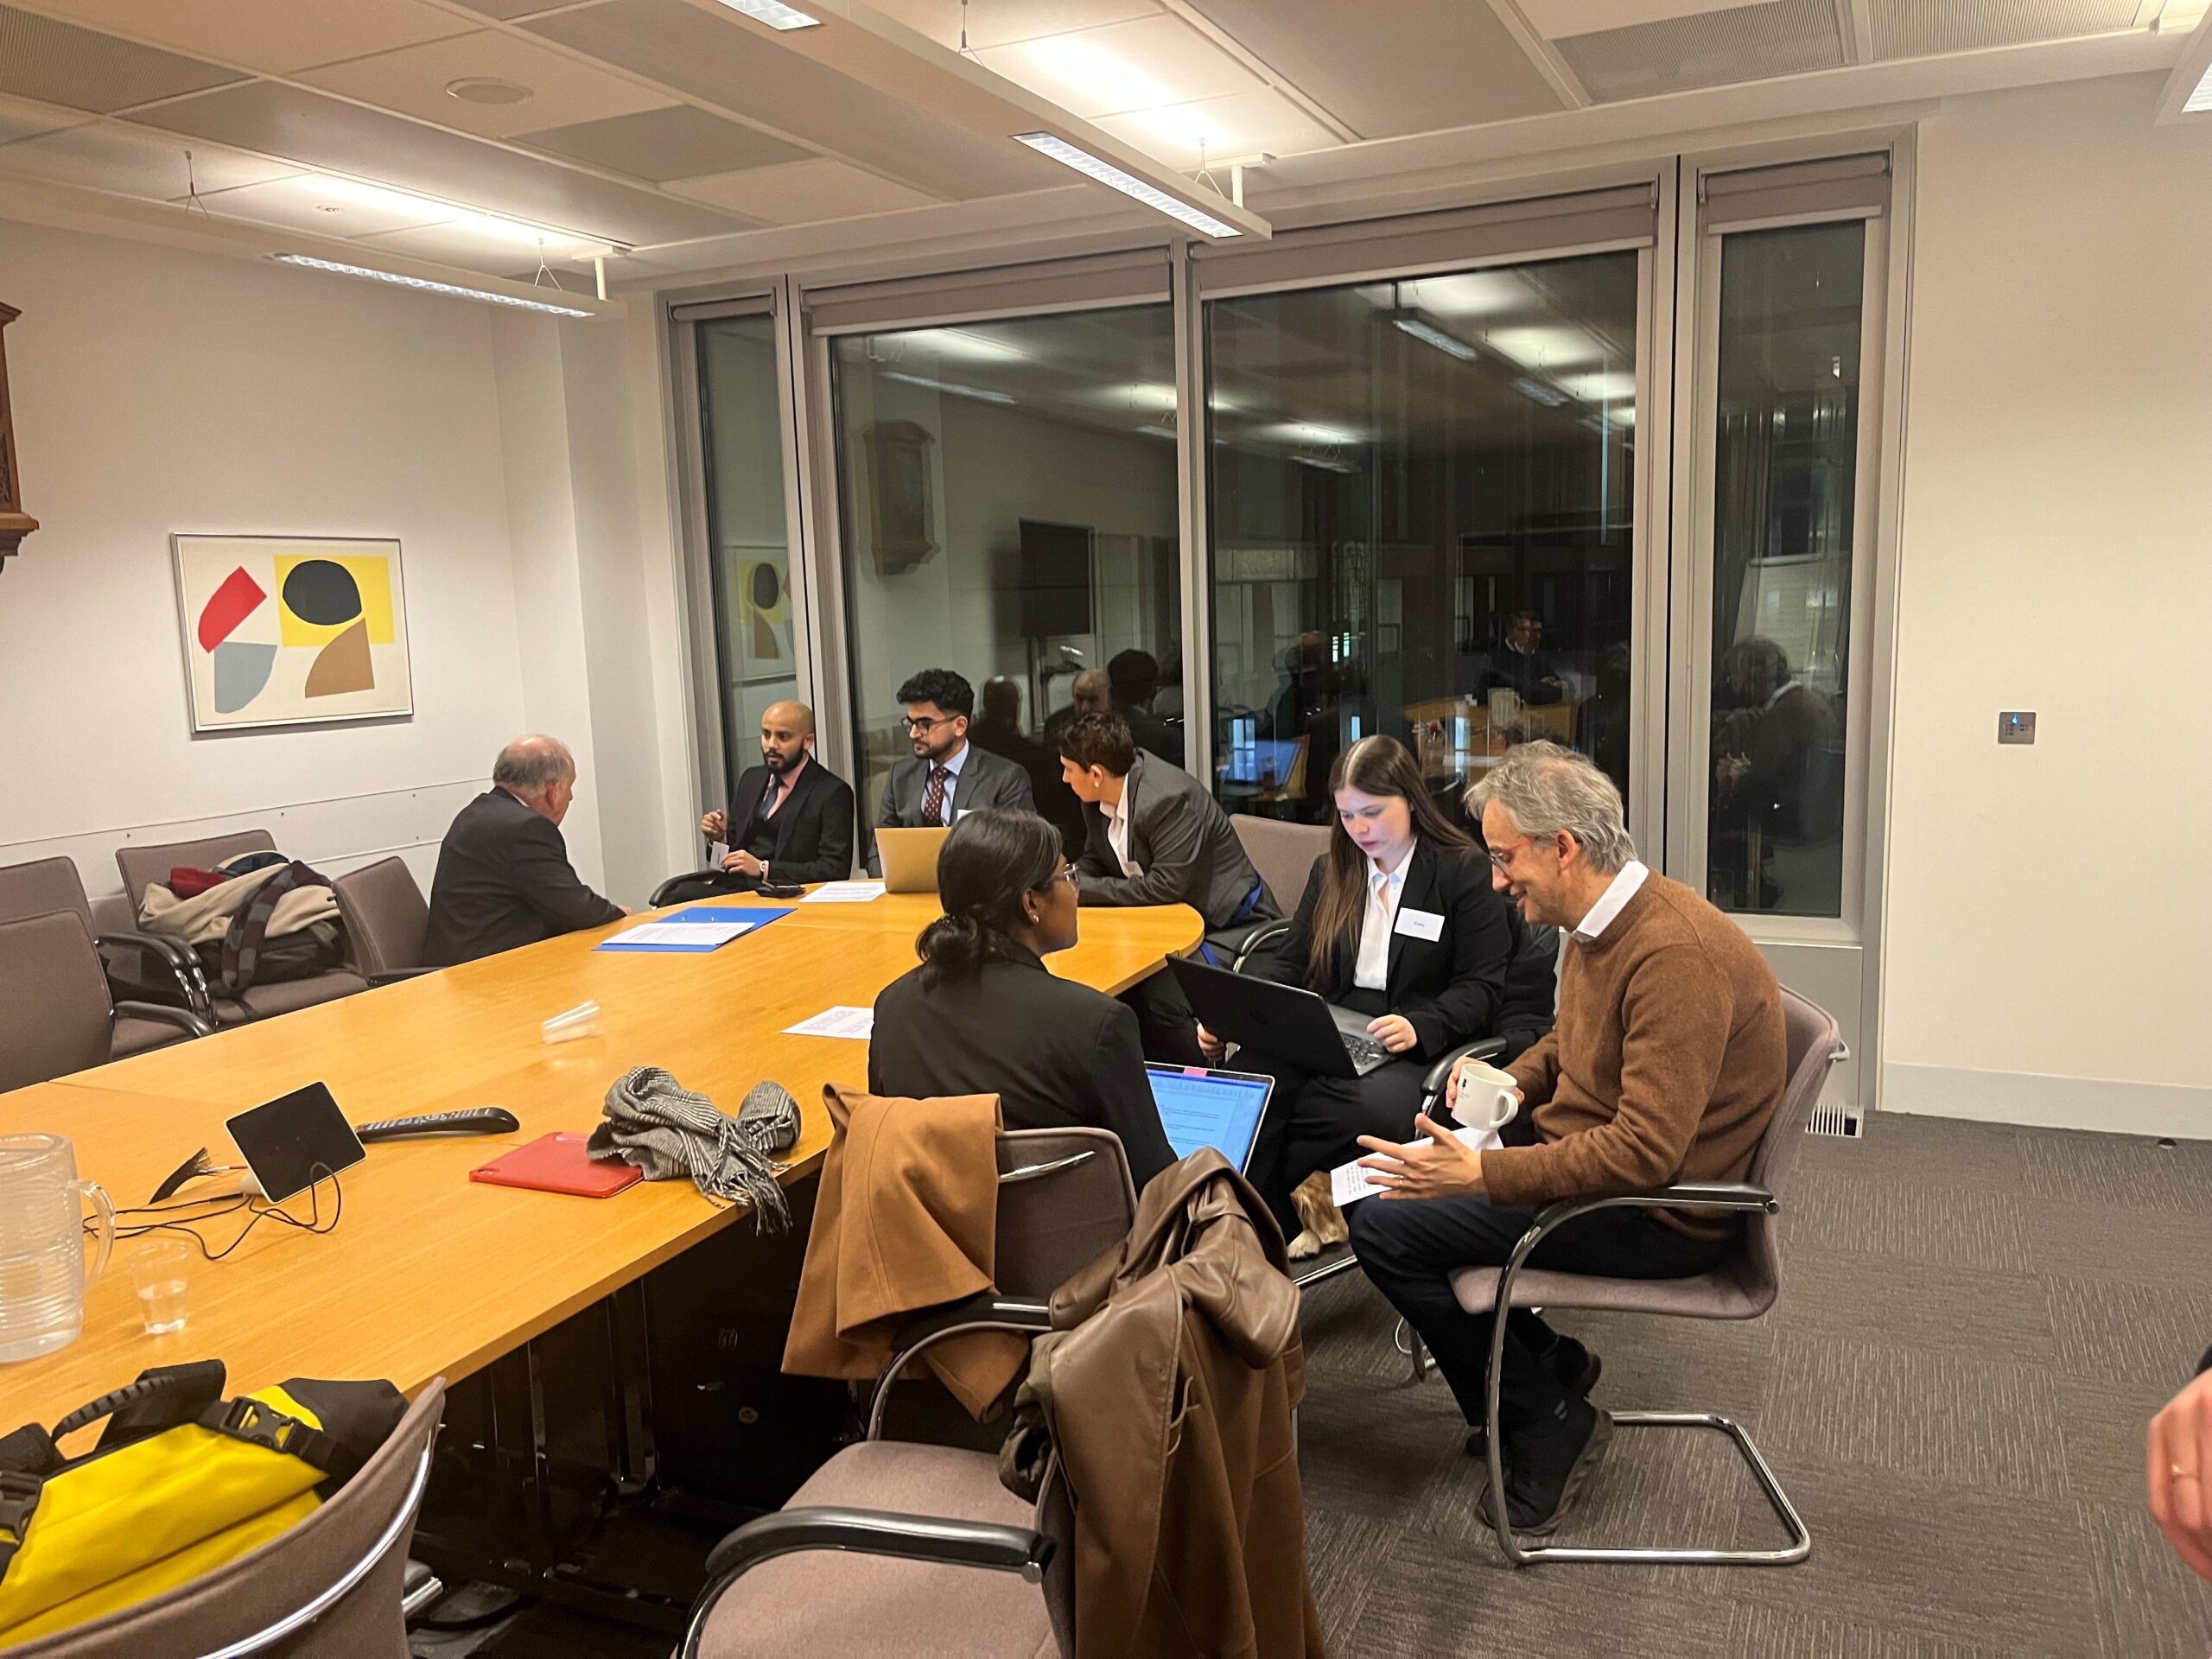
left=0, top=911, right=212, bottom=1090
left=682, top=1128, right=1137, bottom=1658
left=1449, top=986, right=1846, bottom=1567
left=114, top=831, right=365, bottom=1024
left=1224, top=816, right=1327, bottom=969
left=0, top=855, right=206, bottom=1025
left=331, top=859, right=433, bottom=985
left=8, top=1381, right=445, bottom=1657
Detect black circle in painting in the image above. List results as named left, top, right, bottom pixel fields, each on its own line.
left=283, top=559, right=363, bottom=626
left=750, top=563, right=781, bottom=611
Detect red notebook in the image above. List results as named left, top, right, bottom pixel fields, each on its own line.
left=471, top=1132, right=643, bottom=1198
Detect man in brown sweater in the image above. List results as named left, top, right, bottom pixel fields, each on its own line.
left=1348, top=741, right=1785, bottom=1535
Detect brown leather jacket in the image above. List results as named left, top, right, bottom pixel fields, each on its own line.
left=1020, top=1150, right=1325, bottom=1658
left=782, top=1085, right=1027, bottom=1418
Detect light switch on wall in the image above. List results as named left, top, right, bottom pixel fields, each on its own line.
left=1998, top=711, right=2036, bottom=745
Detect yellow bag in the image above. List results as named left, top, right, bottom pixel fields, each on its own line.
left=0, top=1361, right=404, bottom=1644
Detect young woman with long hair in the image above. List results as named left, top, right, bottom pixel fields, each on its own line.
left=1202, top=735, right=1516, bottom=1235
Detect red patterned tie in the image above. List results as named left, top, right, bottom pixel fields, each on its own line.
left=919, top=765, right=948, bottom=827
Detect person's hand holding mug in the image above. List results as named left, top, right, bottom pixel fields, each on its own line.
left=1446, top=1057, right=1522, bottom=1135
left=2150, top=1364, right=2212, bottom=1583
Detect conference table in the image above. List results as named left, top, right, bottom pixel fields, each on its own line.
left=0, top=888, right=1202, bottom=1437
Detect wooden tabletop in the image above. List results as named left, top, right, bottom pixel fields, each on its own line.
left=0, top=892, right=1200, bottom=1432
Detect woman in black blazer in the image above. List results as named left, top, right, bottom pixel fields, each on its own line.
left=1202, top=735, right=1513, bottom=1234
left=869, top=809, right=1179, bottom=1190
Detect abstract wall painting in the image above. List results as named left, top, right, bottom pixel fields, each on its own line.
left=173, top=536, right=412, bottom=732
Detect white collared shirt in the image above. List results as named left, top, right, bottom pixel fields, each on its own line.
left=1354, top=841, right=1418, bottom=991
left=1573, top=859, right=1649, bottom=944
left=1105, top=788, right=1135, bottom=875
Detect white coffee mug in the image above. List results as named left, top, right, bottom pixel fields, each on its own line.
left=1451, top=1059, right=1521, bottom=1134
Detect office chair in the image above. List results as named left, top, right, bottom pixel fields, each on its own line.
left=0, top=910, right=212, bottom=1090
left=330, top=859, right=433, bottom=985
left=1451, top=988, right=1844, bottom=1567
left=9, top=1382, right=446, bottom=1656
left=0, top=855, right=205, bottom=1027
left=679, top=1129, right=1135, bottom=1658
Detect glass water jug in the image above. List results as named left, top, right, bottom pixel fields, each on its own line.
left=0, top=1134, right=117, bottom=1363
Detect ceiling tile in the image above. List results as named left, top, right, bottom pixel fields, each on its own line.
left=0, top=89, right=89, bottom=144
left=1519, top=0, right=1779, bottom=35
left=664, top=156, right=939, bottom=220
left=1870, top=0, right=2139, bottom=60
left=298, top=29, right=674, bottom=140
left=128, top=80, right=744, bottom=246
left=0, top=118, right=296, bottom=195
left=1555, top=0, right=1842, bottom=100
left=0, top=4, right=245, bottom=113
left=519, top=103, right=810, bottom=181
left=1090, top=85, right=1338, bottom=166
left=975, top=13, right=1260, bottom=118
left=1179, top=0, right=1565, bottom=139
left=525, top=0, right=1053, bottom=200
left=444, top=0, right=581, bottom=16
left=182, top=170, right=452, bottom=236
left=866, top=0, right=1160, bottom=52
left=19, top=0, right=476, bottom=75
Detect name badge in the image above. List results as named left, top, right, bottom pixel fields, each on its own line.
left=1394, top=907, right=1446, bottom=942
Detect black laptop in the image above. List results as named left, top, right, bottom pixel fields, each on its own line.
left=1168, top=957, right=1396, bottom=1079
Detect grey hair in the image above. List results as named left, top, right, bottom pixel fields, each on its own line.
left=1465, top=741, right=1637, bottom=875
left=493, top=734, right=575, bottom=792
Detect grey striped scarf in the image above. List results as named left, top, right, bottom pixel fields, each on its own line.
left=586, top=1066, right=800, bottom=1231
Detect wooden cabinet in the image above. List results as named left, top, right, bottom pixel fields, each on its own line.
left=0, top=302, right=35, bottom=569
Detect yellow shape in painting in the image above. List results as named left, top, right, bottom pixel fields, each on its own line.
left=276, top=554, right=397, bottom=647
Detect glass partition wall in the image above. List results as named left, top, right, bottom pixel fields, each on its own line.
left=826, top=304, right=1180, bottom=852
left=1204, top=253, right=1641, bottom=826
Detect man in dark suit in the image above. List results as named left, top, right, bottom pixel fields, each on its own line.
left=971, top=676, right=1083, bottom=853
left=870, top=668, right=1035, bottom=873
left=1481, top=610, right=1568, bottom=707
left=694, top=700, right=854, bottom=889
left=1107, top=648, right=1185, bottom=768
left=1058, top=711, right=1279, bottom=1064
left=423, top=734, right=626, bottom=967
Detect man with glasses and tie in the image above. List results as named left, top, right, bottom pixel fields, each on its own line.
left=871, top=669, right=1036, bottom=874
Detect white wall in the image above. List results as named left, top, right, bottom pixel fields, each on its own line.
left=1882, top=73, right=2212, bottom=1135
left=0, top=219, right=673, bottom=918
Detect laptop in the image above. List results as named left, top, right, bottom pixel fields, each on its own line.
left=1144, top=1064, right=1274, bottom=1174
left=1168, top=957, right=1397, bottom=1079
left=875, top=825, right=951, bottom=893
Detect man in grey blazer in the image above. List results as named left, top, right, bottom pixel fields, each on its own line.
left=870, top=668, right=1036, bottom=874
left=1058, top=710, right=1280, bottom=1062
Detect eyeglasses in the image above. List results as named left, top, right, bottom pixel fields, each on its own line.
left=1484, top=836, right=1539, bottom=872
left=901, top=714, right=957, bottom=734
left=1039, top=864, right=1077, bottom=891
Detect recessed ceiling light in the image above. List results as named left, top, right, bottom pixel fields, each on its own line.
left=446, top=77, right=532, bottom=105
left=712, top=0, right=822, bottom=29
left=1012, top=131, right=1240, bottom=238
left=270, top=255, right=594, bottom=317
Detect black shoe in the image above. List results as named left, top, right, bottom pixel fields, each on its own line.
left=1477, top=1399, right=1613, bottom=1537
left=1461, top=1338, right=1603, bottom=1460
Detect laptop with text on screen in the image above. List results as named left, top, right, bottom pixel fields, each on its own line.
left=1145, top=1063, right=1274, bottom=1175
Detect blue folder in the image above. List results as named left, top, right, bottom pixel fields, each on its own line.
left=594, top=906, right=795, bottom=954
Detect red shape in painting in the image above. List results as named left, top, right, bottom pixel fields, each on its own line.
left=197, top=567, right=268, bottom=652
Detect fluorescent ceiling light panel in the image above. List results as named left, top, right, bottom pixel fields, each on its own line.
left=1013, top=131, right=1240, bottom=238
left=1485, top=325, right=1605, bottom=372
left=1510, top=375, right=1568, bottom=408
left=270, top=255, right=594, bottom=317
left=713, top=0, right=822, bottom=29
left=881, top=369, right=1018, bottom=404
left=1393, top=317, right=1478, bottom=361
left=1262, top=420, right=1359, bottom=446
left=2188, top=60, right=2212, bottom=112
left=1559, top=369, right=1635, bottom=403
left=1403, top=271, right=1528, bottom=320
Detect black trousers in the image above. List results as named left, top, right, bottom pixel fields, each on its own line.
left=1122, top=969, right=1205, bottom=1068
left=1349, top=1119, right=1732, bottom=1438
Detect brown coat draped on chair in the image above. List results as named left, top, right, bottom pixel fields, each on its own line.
left=1021, top=1149, right=1326, bottom=1659
left=783, top=1085, right=1027, bottom=1419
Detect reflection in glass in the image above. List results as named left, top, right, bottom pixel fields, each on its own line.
left=829, top=308, right=1180, bottom=855
left=1707, top=221, right=1863, bottom=918
left=1204, top=254, right=1639, bottom=830
left=697, top=315, right=797, bottom=792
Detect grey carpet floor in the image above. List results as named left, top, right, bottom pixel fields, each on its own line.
left=1294, top=1110, right=2212, bottom=1658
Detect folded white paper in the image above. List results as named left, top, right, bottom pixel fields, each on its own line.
left=1331, top=1122, right=1502, bottom=1208
left=783, top=1005, right=875, bottom=1039
left=801, top=880, right=887, bottom=904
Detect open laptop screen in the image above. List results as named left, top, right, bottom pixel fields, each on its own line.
left=1144, top=1064, right=1274, bottom=1175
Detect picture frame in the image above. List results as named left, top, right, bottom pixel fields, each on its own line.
left=172, top=534, right=413, bottom=733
